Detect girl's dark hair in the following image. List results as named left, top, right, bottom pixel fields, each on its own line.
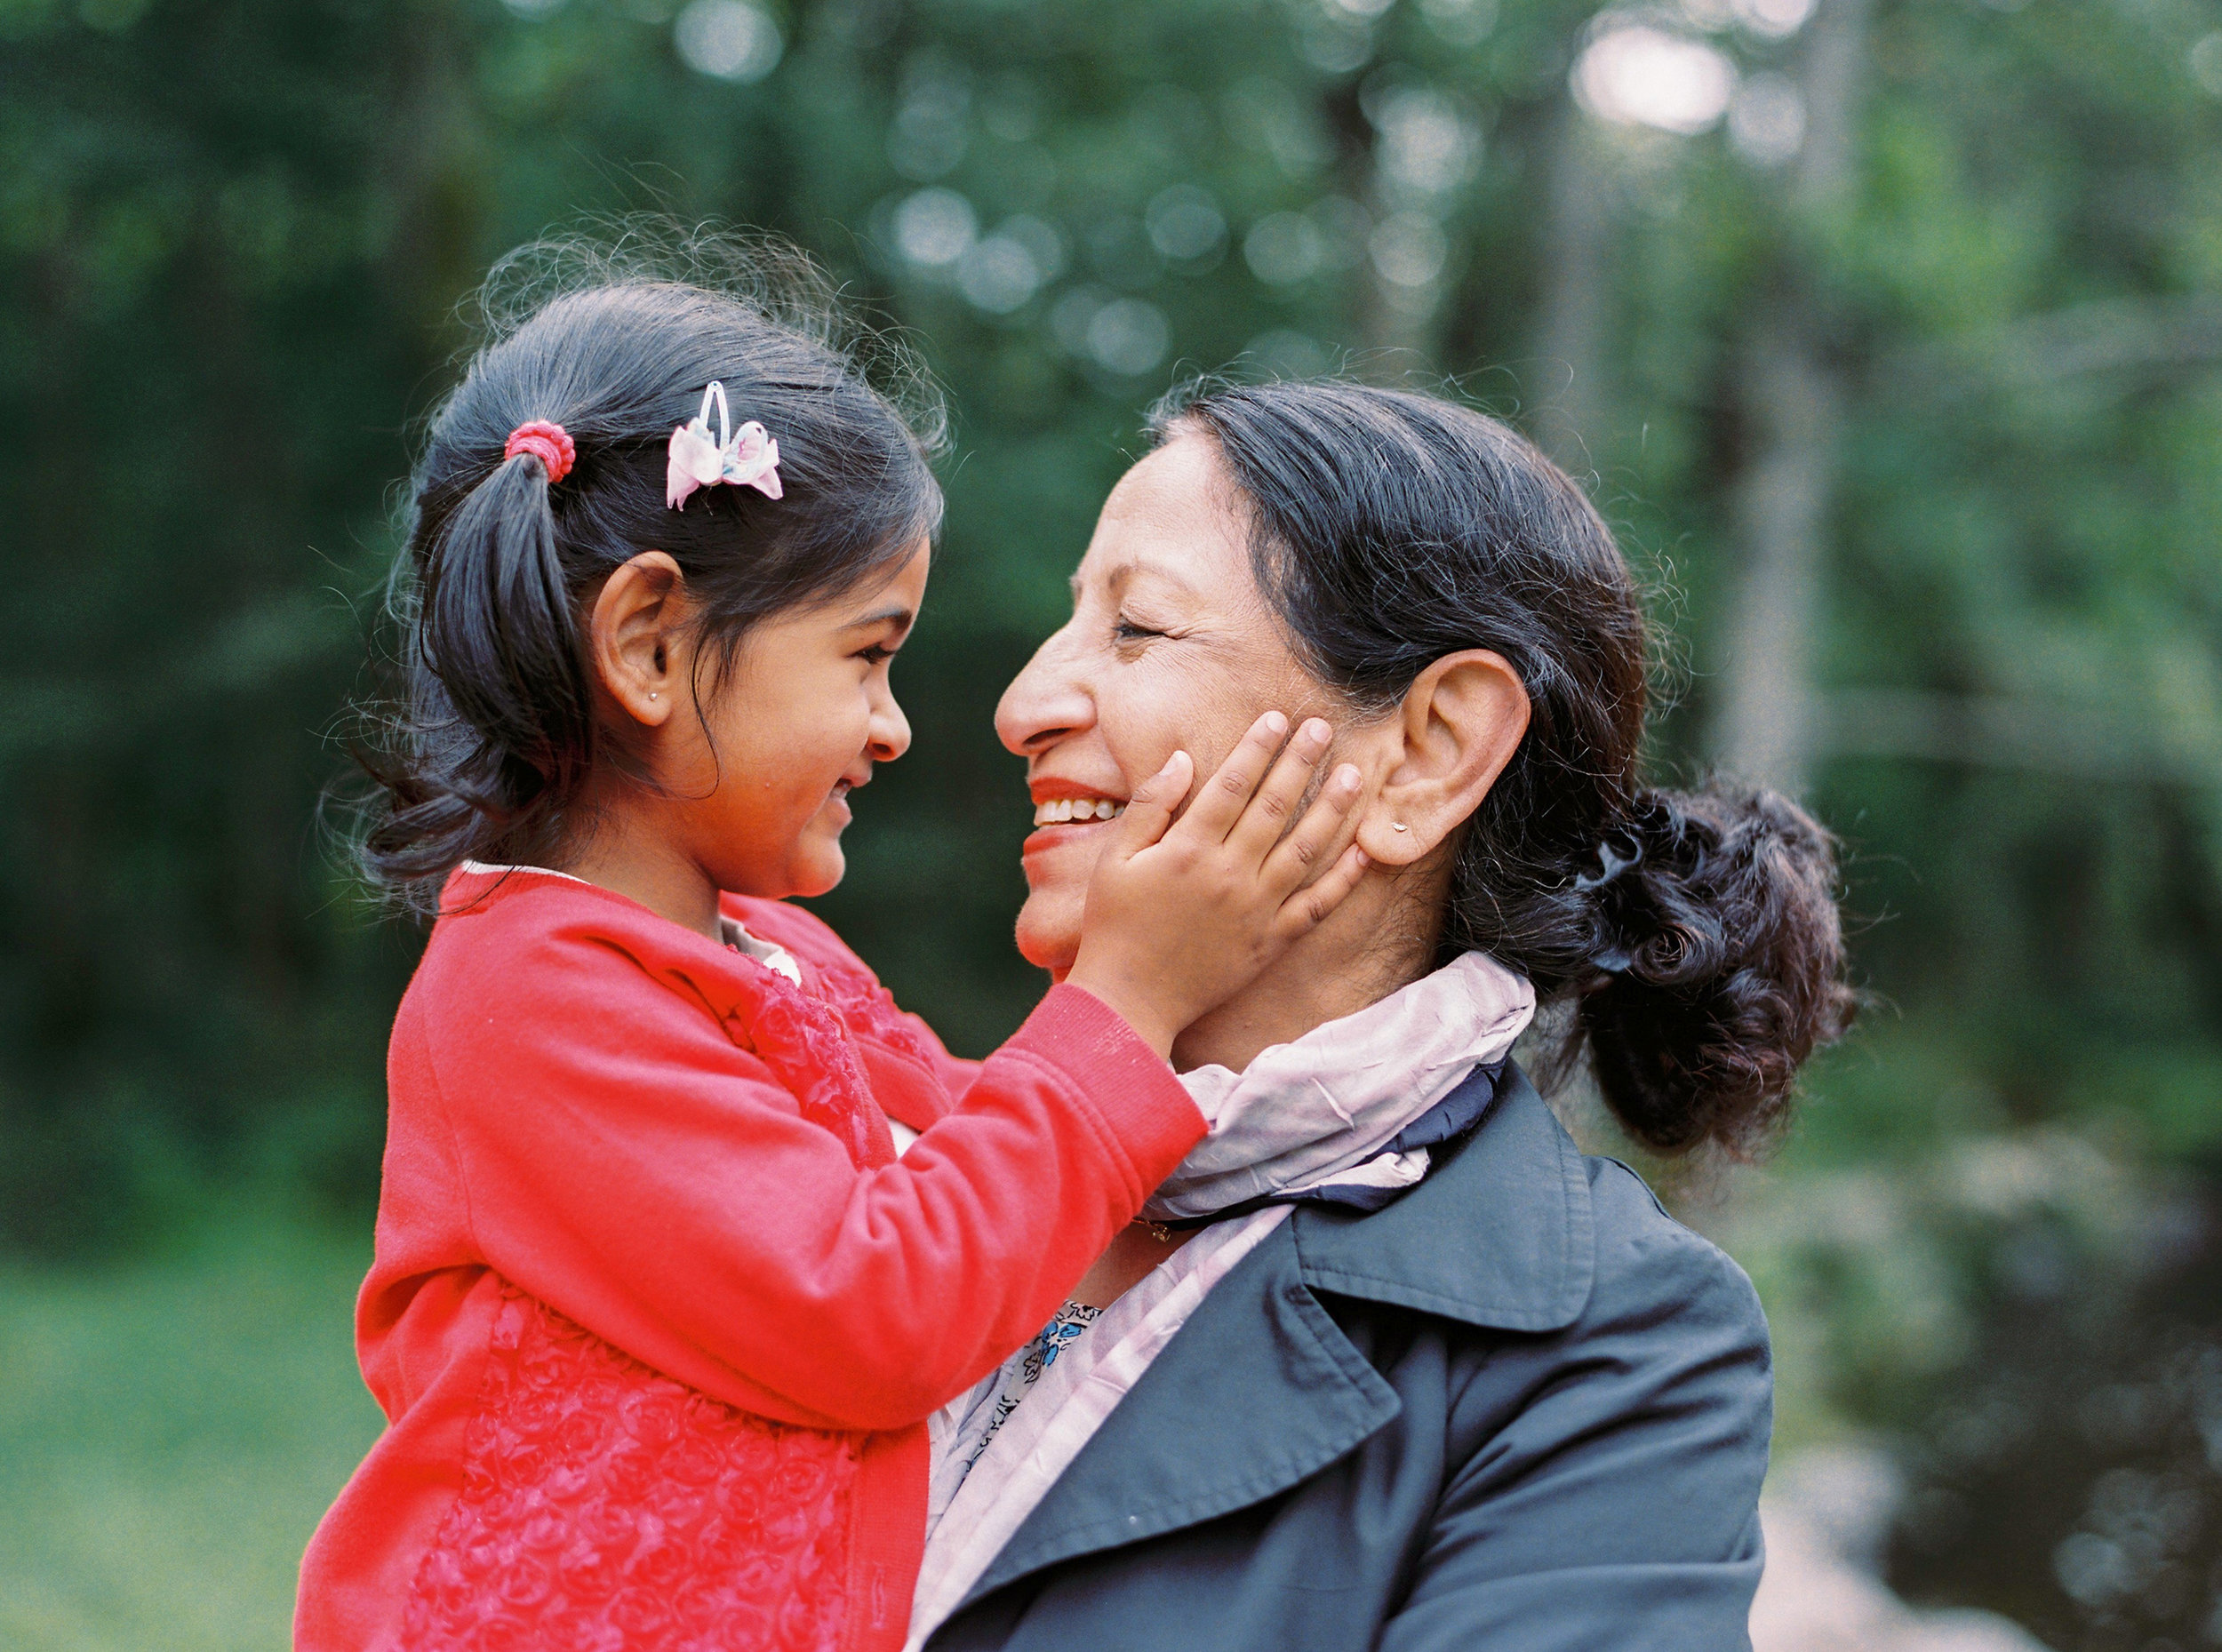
left=357, top=229, right=945, bottom=906
left=1151, top=380, right=1855, bottom=1157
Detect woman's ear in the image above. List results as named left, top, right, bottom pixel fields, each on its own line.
left=1358, top=650, right=1531, bottom=866
left=587, top=551, right=688, bottom=728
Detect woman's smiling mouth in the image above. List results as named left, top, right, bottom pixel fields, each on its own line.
left=1031, top=797, right=1127, bottom=825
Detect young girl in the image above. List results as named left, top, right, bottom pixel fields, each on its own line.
left=297, top=245, right=1369, bottom=1652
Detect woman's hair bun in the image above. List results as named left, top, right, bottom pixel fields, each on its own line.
left=1576, top=784, right=1857, bottom=1157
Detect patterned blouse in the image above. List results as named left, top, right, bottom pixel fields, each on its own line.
left=926, top=1301, right=1103, bottom=1527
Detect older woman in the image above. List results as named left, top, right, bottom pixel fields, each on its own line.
left=906, top=380, right=1855, bottom=1652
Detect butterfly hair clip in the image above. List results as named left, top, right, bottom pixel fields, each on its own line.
left=666, top=380, right=783, bottom=510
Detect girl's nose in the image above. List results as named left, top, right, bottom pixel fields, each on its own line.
left=995, top=628, right=1095, bottom=757
left=869, top=686, right=912, bottom=763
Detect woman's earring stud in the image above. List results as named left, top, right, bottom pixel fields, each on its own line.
left=649, top=691, right=659, bottom=701
left=1392, top=823, right=1410, bottom=834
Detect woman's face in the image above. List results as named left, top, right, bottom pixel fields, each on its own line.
left=995, top=435, right=1339, bottom=976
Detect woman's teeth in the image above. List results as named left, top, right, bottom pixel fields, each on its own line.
left=1033, top=798, right=1126, bottom=826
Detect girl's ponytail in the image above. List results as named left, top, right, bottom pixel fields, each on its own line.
left=418, top=438, right=593, bottom=820
left=356, top=235, right=945, bottom=906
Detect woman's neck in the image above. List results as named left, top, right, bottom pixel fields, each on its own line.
left=1169, top=874, right=1440, bottom=1073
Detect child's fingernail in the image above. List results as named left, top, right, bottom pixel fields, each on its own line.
left=1335, top=764, right=1361, bottom=790
left=1301, top=718, right=1331, bottom=747
left=1263, top=710, right=1288, bottom=736
left=1355, top=848, right=1370, bottom=868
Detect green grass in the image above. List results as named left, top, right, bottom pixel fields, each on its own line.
left=0, top=1209, right=384, bottom=1651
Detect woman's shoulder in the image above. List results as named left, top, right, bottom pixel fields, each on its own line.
left=1564, top=1153, right=1770, bottom=1369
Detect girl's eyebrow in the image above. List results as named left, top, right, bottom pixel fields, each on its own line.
left=844, top=603, right=915, bottom=634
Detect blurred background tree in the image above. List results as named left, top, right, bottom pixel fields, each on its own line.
left=1, top=0, right=2218, bottom=1644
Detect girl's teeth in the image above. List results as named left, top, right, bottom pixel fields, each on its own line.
left=1033, top=799, right=1126, bottom=826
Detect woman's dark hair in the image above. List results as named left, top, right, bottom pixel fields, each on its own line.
left=1151, top=380, right=1855, bottom=1157
left=356, top=229, right=945, bottom=906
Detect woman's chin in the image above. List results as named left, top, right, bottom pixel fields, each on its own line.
left=1013, top=890, right=1083, bottom=976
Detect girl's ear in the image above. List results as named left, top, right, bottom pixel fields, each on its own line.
left=1357, top=650, right=1531, bottom=866
left=588, top=551, right=688, bottom=728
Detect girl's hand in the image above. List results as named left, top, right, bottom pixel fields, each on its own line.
left=1065, top=713, right=1369, bottom=1059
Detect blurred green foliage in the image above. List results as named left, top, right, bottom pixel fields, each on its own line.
left=2, top=0, right=2219, bottom=1640
left=0, top=1209, right=382, bottom=1648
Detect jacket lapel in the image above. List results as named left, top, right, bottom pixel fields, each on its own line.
left=1293, top=1065, right=1597, bottom=1334
left=959, top=1066, right=1596, bottom=1610
left=963, top=1216, right=1399, bottom=1604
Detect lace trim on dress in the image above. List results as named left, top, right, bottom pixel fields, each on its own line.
left=398, top=1287, right=862, bottom=1652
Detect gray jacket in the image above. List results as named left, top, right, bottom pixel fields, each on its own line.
left=925, top=1065, right=1771, bottom=1652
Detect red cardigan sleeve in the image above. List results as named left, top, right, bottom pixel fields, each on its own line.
left=406, top=908, right=1201, bottom=1434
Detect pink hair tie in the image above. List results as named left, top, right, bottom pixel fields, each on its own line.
left=504, top=419, right=575, bottom=485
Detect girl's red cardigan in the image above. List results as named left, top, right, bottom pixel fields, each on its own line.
left=296, top=866, right=1204, bottom=1652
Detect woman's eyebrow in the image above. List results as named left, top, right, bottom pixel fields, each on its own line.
left=1078, top=557, right=1203, bottom=603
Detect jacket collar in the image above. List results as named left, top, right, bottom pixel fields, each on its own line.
left=1291, top=1062, right=1595, bottom=1334
left=951, top=1064, right=1595, bottom=1618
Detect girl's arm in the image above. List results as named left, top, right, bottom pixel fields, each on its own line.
left=395, top=936, right=1199, bottom=1434
left=384, top=716, right=1365, bottom=1434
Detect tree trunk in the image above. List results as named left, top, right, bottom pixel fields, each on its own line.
left=1712, top=0, right=1874, bottom=795
left=1529, top=102, right=1613, bottom=474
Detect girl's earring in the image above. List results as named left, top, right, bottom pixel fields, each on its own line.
left=1391, top=823, right=1410, bottom=834
left=649, top=691, right=659, bottom=701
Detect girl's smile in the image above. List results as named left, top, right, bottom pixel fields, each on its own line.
left=561, top=540, right=931, bottom=938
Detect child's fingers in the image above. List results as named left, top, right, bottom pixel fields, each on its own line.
left=1106, top=750, right=1194, bottom=859
left=1259, top=761, right=1365, bottom=895
left=1275, top=842, right=1371, bottom=938
left=1175, top=711, right=1292, bottom=846
left=1225, top=717, right=1334, bottom=865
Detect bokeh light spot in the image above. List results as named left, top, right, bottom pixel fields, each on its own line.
left=893, top=188, right=979, bottom=267
left=1084, top=299, right=1171, bottom=376
left=1573, top=22, right=1738, bottom=136
left=674, top=0, right=783, bottom=82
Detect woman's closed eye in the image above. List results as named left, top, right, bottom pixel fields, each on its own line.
left=1112, top=616, right=1170, bottom=644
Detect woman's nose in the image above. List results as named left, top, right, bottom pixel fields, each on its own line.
left=995, top=627, right=1095, bottom=757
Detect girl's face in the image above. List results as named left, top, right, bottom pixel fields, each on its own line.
left=995, top=436, right=1336, bottom=977
left=667, top=542, right=931, bottom=901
